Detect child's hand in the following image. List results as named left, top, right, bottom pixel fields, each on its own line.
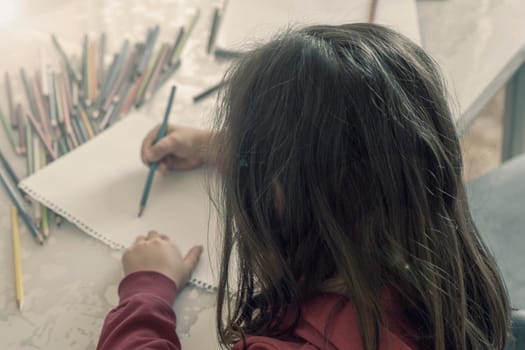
left=122, top=231, right=203, bottom=288
left=141, top=124, right=212, bottom=174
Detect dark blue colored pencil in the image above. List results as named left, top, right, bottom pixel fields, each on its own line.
left=0, top=169, right=44, bottom=244
left=0, top=150, right=30, bottom=202
left=136, top=26, right=160, bottom=77
left=138, top=85, right=176, bottom=217
left=80, top=34, right=89, bottom=102
left=51, top=34, right=80, bottom=85
left=193, top=80, right=225, bottom=103
left=207, top=7, right=221, bottom=54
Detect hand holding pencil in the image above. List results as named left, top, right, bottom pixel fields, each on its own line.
left=141, top=125, right=211, bottom=174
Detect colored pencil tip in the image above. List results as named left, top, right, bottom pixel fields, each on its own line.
left=37, top=234, right=45, bottom=245
left=138, top=206, right=144, bottom=217
left=16, top=299, right=23, bottom=311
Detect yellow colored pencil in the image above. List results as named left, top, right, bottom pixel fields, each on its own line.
left=11, top=206, right=24, bottom=311
left=79, top=106, right=95, bottom=139
left=41, top=206, right=49, bottom=238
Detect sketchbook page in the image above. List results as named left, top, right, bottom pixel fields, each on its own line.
left=215, top=0, right=420, bottom=54
left=20, top=114, right=221, bottom=290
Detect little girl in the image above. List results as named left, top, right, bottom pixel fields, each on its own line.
left=97, top=24, right=510, bottom=350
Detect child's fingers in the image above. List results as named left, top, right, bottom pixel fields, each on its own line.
left=146, top=230, right=160, bottom=239
left=164, top=156, right=200, bottom=170
left=183, top=245, right=204, bottom=274
left=146, top=230, right=169, bottom=241
left=146, top=137, right=176, bottom=163
left=158, top=162, right=169, bottom=176
left=134, top=235, right=147, bottom=244
left=141, top=125, right=162, bottom=164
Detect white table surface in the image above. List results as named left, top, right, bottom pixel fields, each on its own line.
left=417, top=0, right=525, bottom=134
left=1, top=0, right=525, bottom=348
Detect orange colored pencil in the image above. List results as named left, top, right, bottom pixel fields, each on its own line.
left=121, top=73, right=146, bottom=115
left=25, top=111, right=57, bottom=160
left=31, top=76, right=52, bottom=145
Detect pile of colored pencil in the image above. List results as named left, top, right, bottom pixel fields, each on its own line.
left=0, top=13, right=200, bottom=245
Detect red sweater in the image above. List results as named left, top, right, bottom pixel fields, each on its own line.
left=97, top=271, right=418, bottom=349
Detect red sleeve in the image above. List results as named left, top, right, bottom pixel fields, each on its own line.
left=96, top=271, right=181, bottom=350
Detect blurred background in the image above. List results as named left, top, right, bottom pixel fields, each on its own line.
left=0, top=0, right=505, bottom=181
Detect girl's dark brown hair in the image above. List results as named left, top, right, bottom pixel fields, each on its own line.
left=212, top=23, right=510, bottom=349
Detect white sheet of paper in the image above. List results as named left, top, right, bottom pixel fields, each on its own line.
left=215, top=0, right=421, bottom=54
left=20, top=115, right=221, bottom=290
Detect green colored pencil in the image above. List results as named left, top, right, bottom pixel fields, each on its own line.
left=51, top=34, right=80, bottom=85
left=135, top=45, right=167, bottom=107
left=170, top=9, right=200, bottom=65
left=5, top=72, right=16, bottom=128
left=138, top=85, right=176, bottom=217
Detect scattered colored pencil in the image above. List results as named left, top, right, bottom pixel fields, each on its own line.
left=136, top=26, right=160, bottom=77
left=135, top=45, right=167, bottom=107
left=0, top=150, right=30, bottom=203
left=193, top=81, right=225, bottom=103
left=31, top=76, right=52, bottom=145
left=78, top=105, right=95, bottom=139
left=40, top=149, right=49, bottom=238
left=207, top=7, right=221, bottom=54
left=98, top=32, right=106, bottom=88
left=11, top=206, right=24, bottom=310
left=25, top=120, right=33, bottom=176
left=89, top=40, right=98, bottom=102
left=170, top=9, right=200, bottom=64
left=0, top=169, right=44, bottom=244
left=166, top=28, right=184, bottom=69
left=81, top=34, right=89, bottom=103
left=5, top=72, right=16, bottom=128
left=51, top=34, right=80, bottom=85
left=144, top=44, right=170, bottom=102
left=25, top=111, right=57, bottom=160
left=33, top=136, right=42, bottom=228
left=15, top=105, right=26, bottom=154
left=0, top=105, right=17, bottom=152
left=369, top=0, right=378, bottom=23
